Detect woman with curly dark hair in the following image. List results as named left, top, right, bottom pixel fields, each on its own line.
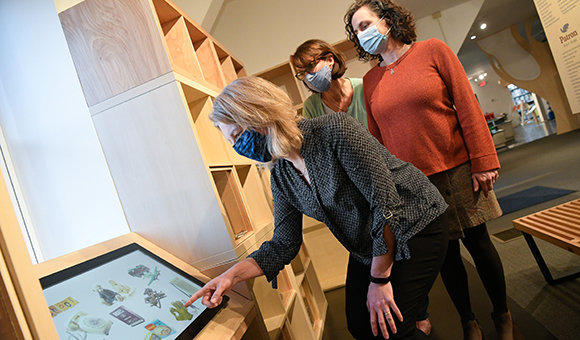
left=345, top=1, right=521, bottom=340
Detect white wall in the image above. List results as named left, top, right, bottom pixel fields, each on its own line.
left=470, top=68, right=515, bottom=116
left=0, top=0, right=129, bottom=261
left=210, top=0, right=484, bottom=75
left=416, top=0, right=484, bottom=54
left=210, top=0, right=356, bottom=75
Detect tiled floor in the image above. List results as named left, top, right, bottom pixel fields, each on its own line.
left=502, top=119, right=557, bottom=150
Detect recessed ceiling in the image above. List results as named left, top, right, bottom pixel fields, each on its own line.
left=400, top=0, right=540, bottom=79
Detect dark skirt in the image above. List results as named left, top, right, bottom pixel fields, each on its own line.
left=428, top=162, right=502, bottom=240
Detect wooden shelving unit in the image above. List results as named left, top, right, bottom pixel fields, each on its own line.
left=56, top=0, right=326, bottom=339
left=253, top=40, right=375, bottom=292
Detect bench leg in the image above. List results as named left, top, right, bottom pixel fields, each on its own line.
left=522, top=232, right=580, bottom=285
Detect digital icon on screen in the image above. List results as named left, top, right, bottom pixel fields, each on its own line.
left=144, top=288, right=166, bottom=308
left=109, top=305, right=145, bottom=327
left=65, top=311, right=113, bottom=337
left=93, top=284, right=124, bottom=306
left=144, top=319, right=175, bottom=339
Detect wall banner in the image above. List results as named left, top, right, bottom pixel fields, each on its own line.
left=533, top=0, right=580, bottom=113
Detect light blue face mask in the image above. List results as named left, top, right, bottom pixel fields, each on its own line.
left=357, top=17, right=392, bottom=55
left=303, top=65, right=332, bottom=93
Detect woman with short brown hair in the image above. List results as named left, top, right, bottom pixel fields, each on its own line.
left=290, top=39, right=367, bottom=127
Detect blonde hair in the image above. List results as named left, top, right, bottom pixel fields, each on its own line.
left=210, top=77, right=303, bottom=160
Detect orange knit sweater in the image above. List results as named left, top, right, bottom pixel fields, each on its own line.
left=363, top=38, right=500, bottom=176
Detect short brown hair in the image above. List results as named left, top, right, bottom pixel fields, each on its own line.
left=344, top=0, right=417, bottom=62
left=290, top=39, right=347, bottom=79
left=210, top=77, right=303, bottom=161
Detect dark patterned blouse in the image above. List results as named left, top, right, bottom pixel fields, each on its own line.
left=248, top=113, right=447, bottom=285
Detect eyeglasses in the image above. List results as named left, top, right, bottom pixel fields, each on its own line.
left=295, top=55, right=328, bottom=81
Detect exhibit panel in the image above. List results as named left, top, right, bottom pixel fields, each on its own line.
left=57, top=0, right=327, bottom=339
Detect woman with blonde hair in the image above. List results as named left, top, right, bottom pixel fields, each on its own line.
left=186, top=76, right=449, bottom=340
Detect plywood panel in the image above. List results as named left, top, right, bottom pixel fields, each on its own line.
left=59, top=0, right=172, bottom=106
left=0, top=263, right=23, bottom=340
left=0, top=166, right=59, bottom=339
left=91, top=81, right=233, bottom=266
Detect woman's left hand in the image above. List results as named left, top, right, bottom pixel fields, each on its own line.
left=472, top=170, right=499, bottom=198
left=367, top=282, right=403, bottom=338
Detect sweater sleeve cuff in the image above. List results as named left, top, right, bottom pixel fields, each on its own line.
left=470, top=154, right=500, bottom=173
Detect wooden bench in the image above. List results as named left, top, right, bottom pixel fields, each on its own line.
left=512, top=198, right=580, bottom=285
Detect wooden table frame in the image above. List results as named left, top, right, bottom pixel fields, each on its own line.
left=512, top=198, right=580, bottom=285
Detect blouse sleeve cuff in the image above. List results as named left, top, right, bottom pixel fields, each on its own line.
left=248, top=251, right=279, bottom=285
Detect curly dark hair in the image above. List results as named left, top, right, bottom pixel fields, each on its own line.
left=290, top=39, right=348, bottom=79
left=344, top=0, right=417, bottom=62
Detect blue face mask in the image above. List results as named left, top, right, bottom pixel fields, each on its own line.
left=304, top=65, right=332, bottom=93
left=357, top=18, right=392, bottom=55
left=233, top=129, right=272, bottom=162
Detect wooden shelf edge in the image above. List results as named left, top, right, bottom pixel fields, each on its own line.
left=320, top=276, right=346, bottom=292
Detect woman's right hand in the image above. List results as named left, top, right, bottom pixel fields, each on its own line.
left=185, top=273, right=234, bottom=309
left=184, top=258, right=264, bottom=309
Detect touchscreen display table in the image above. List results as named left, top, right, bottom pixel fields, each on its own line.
left=40, top=243, right=228, bottom=340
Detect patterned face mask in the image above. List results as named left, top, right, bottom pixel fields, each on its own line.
left=233, top=129, right=272, bottom=162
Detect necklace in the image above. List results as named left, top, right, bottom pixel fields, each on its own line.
left=381, top=43, right=412, bottom=75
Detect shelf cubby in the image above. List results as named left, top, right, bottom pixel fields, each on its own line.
left=275, top=321, right=296, bottom=340
left=301, top=265, right=327, bottom=338
left=192, top=37, right=224, bottom=89
left=161, top=16, right=204, bottom=81
left=235, top=165, right=275, bottom=231
left=256, top=164, right=275, bottom=214
left=211, top=167, right=253, bottom=243
left=214, top=43, right=238, bottom=85
left=251, top=274, right=287, bottom=339
left=256, top=63, right=306, bottom=107
left=187, top=96, right=232, bottom=166
left=277, top=267, right=296, bottom=310
left=286, top=294, right=317, bottom=340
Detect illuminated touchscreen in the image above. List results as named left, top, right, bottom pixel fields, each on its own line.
left=40, top=243, right=228, bottom=340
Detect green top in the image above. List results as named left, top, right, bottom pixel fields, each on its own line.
left=302, top=78, right=367, bottom=128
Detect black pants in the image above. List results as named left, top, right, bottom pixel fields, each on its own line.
left=345, top=213, right=449, bottom=340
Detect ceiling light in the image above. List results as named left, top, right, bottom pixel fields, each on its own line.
left=480, top=23, right=487, bottom=30
left=475, top=78, right=478, bottom=82
left=484, top=73, right=487, bottom=77
left=471, top=35, right=476, bottom=40
left=479, top=74, right=484, bottom=80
